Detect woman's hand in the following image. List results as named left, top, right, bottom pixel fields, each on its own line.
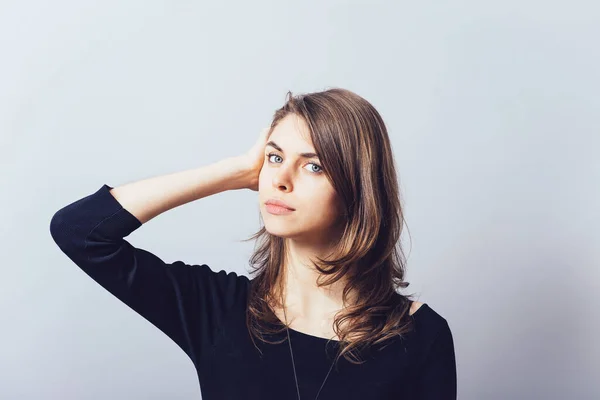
left=238, top=127, right=271, bottom=191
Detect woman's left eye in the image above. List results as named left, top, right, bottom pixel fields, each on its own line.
left=306, top=163, right=323, bottom=173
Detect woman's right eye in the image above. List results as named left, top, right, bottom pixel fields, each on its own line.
left=267, top=153, right=282, bottom=163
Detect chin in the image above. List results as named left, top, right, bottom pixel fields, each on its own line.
left=263, top=219, right=308, bottom=240
left=263, top=221, right=293, bottom=237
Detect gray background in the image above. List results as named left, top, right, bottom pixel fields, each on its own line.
left=2, top=1, right=598, bottom=399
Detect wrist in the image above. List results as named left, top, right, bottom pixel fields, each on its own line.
left=222, top=156, right=254, bottom=191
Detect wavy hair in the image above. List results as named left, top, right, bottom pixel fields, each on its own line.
left=243, top=87, right=416, bottom=366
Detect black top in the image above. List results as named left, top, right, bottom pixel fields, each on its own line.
left=50, top=183, right=457, bottom=399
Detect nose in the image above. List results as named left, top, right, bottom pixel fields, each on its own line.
left=272, top=165, right=293, bottom=192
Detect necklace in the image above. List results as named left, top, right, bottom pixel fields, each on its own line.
left=283, top=305, right=338, bottom=400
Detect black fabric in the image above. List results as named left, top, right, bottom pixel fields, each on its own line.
left=50, top=184, right=457, bottom=399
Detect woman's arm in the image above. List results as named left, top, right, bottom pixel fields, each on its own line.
left=49, top=130, right=269, bottom=363
left=109, top=156, right=252, bottom=225
left=48, top=157, right=256, bottom=363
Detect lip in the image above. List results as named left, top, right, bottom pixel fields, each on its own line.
left=265, top=198, right=295, bottom=211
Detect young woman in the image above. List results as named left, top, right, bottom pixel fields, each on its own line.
left=50, top=88, right=457, bottom=399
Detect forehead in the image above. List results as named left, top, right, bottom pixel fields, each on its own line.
left=270, top=114, right=314, bottom=148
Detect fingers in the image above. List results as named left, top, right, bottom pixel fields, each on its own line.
left=261, top=127, right=270, bottom=141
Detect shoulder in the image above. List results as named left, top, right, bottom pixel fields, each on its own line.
left=409, top=301, right=425, bottom=316
left=410, top=302, right=454, bottom=361
left=408, top=301, right=453, bottom=342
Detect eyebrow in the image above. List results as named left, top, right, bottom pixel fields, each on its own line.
left=266, top=141, right=320, bottom=159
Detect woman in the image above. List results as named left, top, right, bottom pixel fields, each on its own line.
left=50, top=88, right=457, bottom=399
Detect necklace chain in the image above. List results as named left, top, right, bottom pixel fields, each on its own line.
left=286, top=326, right=337, bottom=400
left=283, top=303, right=337, bottom=400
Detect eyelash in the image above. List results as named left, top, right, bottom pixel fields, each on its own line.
left=266, top=152, right=324, bottom=174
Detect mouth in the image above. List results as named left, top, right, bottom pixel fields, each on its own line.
left=265, top=203, right=295, bottom=215
left=265, top=199, right=295, bottom=211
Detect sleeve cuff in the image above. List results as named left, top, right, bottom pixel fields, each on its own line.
left=88, top=184, right=143, bottom=239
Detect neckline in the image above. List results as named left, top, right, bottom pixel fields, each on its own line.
left=285, top=301, right=428, bottom=343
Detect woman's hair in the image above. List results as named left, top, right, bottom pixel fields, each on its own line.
left=243, top=87, right=417, bottom=366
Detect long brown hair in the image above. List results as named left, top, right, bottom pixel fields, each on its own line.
left=243, top=87, right=417, bottom=366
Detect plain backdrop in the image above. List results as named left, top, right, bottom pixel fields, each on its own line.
left=1, top=1, right=598, bottom=399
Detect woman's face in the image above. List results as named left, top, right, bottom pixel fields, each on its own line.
left=258, top=114, right=343, bottom=244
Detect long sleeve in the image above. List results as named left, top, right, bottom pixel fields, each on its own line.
left=49, top=183, right=248, bottom=366
left=414, top=320, right=458, bottom=399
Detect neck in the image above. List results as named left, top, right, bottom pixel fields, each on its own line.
left=277, top=238, right=355, bottom=321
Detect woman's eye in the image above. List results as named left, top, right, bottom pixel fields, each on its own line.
left=267, top=153, right=323, bottom=174
left=267, top=154, right=282, bottom=163
left=305, top=163, right=322, bottom=173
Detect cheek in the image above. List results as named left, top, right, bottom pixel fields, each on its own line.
left=304, top=192, right=340, bottom=220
